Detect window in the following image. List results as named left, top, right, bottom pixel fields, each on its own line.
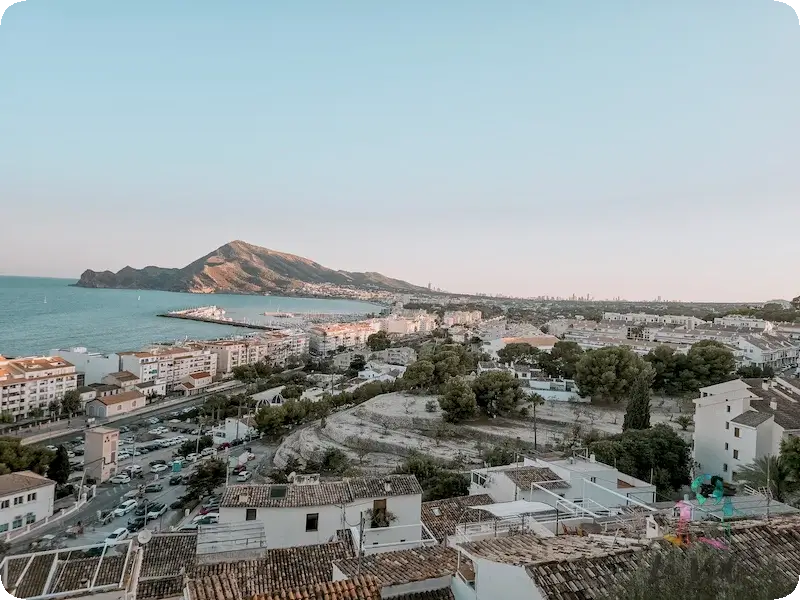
left=471, top=472, right=487, bottom=486
left=13, top=496, right=23, bottom=506
left=590, top=477, right=597, bottom=483
left=305, top=513, right=319, bottom=532
left=733, top=450, right=739, bottom=459
left=0, top=524, right=7, bottom=533
left=725, top=422, right=730, bottom=430
left=25, top=513, right=35, bottom=525
left=12, top=517, right=22, bottom=529
left=734, top=427, right=740, bottom=438
left=0, top=500, right=8, bottom=509
left=723, top=463, right=728, bottom=472
left=26, top=493, right=36, bottom=502
left=373, top=499, right=387, bottom=512
left=732, top=471, right=738, bottom=481
left=245, top=508, right=257, bottom=521
left=269, top=486, right=287, bottom=499
left=726, top=406, right=731, bottom=413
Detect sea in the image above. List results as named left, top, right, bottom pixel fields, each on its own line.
left=0, top=276, right=383, bottom=357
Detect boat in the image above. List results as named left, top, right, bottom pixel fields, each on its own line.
left=43, top=296, right=47, bottom=304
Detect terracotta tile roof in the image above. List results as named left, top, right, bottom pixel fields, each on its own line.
left=140, top=533, right=198, bottom=578
left=50, top=555, right=128, bottom=593
left=502, top=466, right=570, bottom=491
left=187, top=573, right=242, bottom=600
left=9, top=553, right=55, bottom=598
left=334, top=546, right=459, bottom=586
left=222, top=476, right=423, bottom=509
left=729, top=410, right=773, bottom=427
left=0, top=470, right=55, bottom=496
left=421, top=494, right=495, bottom=541
left=109, top=370, right=139, bottom=381
left=347, top=475, right=424, bottom=499
left=222, top=482, right=351, bottom=508
left=92, top=390, right=145, bottom=406
left=394, top=590, right=455, bottom=600
left=190, top=372, right=212, bottom=380
left=459, top=533, right=647, bottom=566
left=192, top=541, right=352, bottom=597
left=137, top=576, right=186, bottom=600
left=251, top=576, right=381, bottom=600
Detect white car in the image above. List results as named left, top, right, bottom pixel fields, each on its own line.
left=236, top=471, right=252, bottom=482
left=110, top=474, right=132, bottom=485
left=118, top=452, right=131, bottom=461
left=146, top=504, right=167, bottom=519
left=124, top=465, right=143, bottom=474
left=150, top=464, right=169, bottom=473
left=112, top=499, right=137, bottom=517
left=105, top=527, right=129, bottom=544
left=147, top=428, right=161, bottom=435
left=200, top=447, right=216, bottom=458
left=46, top=445, right=58, bottom=452
left=185, top=453, right=199, bottom=462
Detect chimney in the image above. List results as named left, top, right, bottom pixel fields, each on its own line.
left=589, top=453, right=596, bottom=463
left=384, top=480, right=392, bottom=493
left=770, top=400, right=778, bottom=411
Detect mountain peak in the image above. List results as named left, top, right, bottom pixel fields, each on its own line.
left=75, top=241, right=425, bottom=295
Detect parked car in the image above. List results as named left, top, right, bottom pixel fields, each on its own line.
left=168, top=475, right=183, bottom=486
left=46, top=445, right=58, bottom=452
left=123, top=465, right=143, bottom=474
left=191, top=512, right=219, bottom=525
left=146, top=503, right=167, bottom=519
left=149, top=459, right=167, bottom=467
left=232, top=464, right=247, bottom=474
left=72, top=447, right=85, bottom=456
left=113, top=499, right=138, bottom=517
left=119, top=425, right=131, bottom=433
left=144, top=483, right=163, bottom=493
left=230, top=438, right=244, bottom=447
left=126, top=516, right=147, bottom=532
left=150, top=464, right=169, bottom=473
left=200, top=447, right=216, bottom=457
left=110, top=474, right=132, bottom=485
left=169, top=499, right=185, bottom=510
left=236, top=471, right=252, bottom=482
left=117, top=452, right=131, bottom=461
left=199, top=503, right=219, bottom=515
left=105, top=527, right=129, bottom=544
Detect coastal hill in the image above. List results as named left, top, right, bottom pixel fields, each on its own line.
left=75, top=240, right=426, bottom=294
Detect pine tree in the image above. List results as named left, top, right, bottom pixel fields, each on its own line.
left=47, top=446, right=71, bottom=486
left=623, top=365, right=654, bottom=431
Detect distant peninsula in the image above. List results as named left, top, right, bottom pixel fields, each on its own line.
left=74, top=240, right=426, bottom=296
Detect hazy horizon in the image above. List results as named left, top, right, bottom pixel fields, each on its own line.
left=2, top=1, right=799, bottom=302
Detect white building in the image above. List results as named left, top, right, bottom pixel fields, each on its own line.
left=603, top=312, right=707, bottom=328
left=692, top=377, right=800, bottom=483
left=736, top=334, right=799, bottom=371
left=469, top=455, right=656, bottom=510
left=197, top=331, right=309, bottom=374
left=381, top=314, right=437, bottom=335
left=84, top=426, right=120, bottom=483
left=49, top=348, right=121, bottom=385
left=212, top=416, right=258, bottom=445
left=118, top=346, right=217, bottom=392
left=85, top=390, right=146, bottom=418
left=442, top=310, right=483, bottom=327
left=0, top=471, right=56, bottom=538
left=308, top=322, right=380, bottom=355
left=713, top=315, right=774, bottom=331
left=219, top=475, right=424, bottom=552
left=0, top=356, right=78, bottom=421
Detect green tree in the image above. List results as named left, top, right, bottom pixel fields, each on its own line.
left=395, top=453, right=469, bottom=501
left=0, top=440, right=54, bottom=475
left=589, top=424, right=690, bottom=495
left=472, top=371, right=525, bottom=417
left=496, top=343, right=538, bottom=365
left=187, top=458, right=226, bottom=498
left=780, top=436, right=800, bottom=480
left=575, top=346, right=647, bottom=403
left=347, top=354, right=367, bottom=376
left=28, top=408, right=44, bottom=419
left=401, top=360, right=436, bottom=391
left=737, top=454, right=798, bottom=504
left=686, top=340, right=735, bottom=389
left=623, top=365, right=654, bottom=431
left=438, top=378, right=478, bottom=423
left=177, top=435, right=213, bottom=458
left=544, top=341, right=584, bottom=379
left=528, top=392, right=545, bottom=448
left=737, top=364, right=774, bottom=379
left=598, top=543, right=795, bottom=600
left=674, top=415, right=693, bottom=431
left=320, top=448, right=350, bottom=474
left=47, top=446, right=71, bottom=486
left=367, top=331, right=391, bottom=351
left=644, top=345, right=682, bottom=396
left=483, top=444, right=518, bottom=467
left=60, top=390, right=83, bottom=416
left=255, top=405, right=286, bottom=437
left=281, top=384, right=305, bottom=400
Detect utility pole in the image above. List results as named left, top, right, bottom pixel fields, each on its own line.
left=357, top=511, right=366, bottom=575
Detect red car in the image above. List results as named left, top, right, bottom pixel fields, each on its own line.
left=232, top=464, right=247, bottom=474
left=218, top=443, right=231, bottom=450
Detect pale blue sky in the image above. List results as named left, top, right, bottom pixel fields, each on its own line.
left=1, top=1, right=798, bottom=301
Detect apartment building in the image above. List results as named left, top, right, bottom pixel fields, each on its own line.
left=118, top=347, right=217, bottom=392
left=693, top=377, right=800, bottom=483
left=49, top=348, right=120, bottom=385
left=713, top=315, right=774, bottom=332
left=0, top=471, right=56, bottom=537
left=381, top=314, right=437, bottom=335
left=0, top=356, right=78, bottom=421
left=737, top=334, right=799, bottom=370
left=219, top=475, right=424, bottom=553
left=308, top=322, right=380, bottom=355
left=199, top=332, right=309, bottom=374
left=603, top=312, right=707, bottom=328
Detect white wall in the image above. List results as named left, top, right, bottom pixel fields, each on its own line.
left=346, top=494, right=423, bottom=549
left=0, top=484, right=55, bottom=534
left=52, top=350, right=120, bottom=385
left=693, top=392, right=753, bottom=481
left=218, top=504, right=343, bottom=548
left=473, top=558, right=538, bottom=600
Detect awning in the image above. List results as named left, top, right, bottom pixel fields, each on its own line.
left=471, top=500, right=555, bottom=518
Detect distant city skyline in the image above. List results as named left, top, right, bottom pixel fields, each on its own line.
left=1, top=1, right=799, bottom=302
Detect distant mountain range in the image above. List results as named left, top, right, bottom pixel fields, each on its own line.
left=74, top=240, right=427, bottom=295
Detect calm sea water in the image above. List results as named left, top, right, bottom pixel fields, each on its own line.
left=0, top=276, right=382, bottom=357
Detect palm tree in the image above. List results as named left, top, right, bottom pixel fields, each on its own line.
left=528, top=393, right=545, bottom=449
left=737, top=455, right=798, bottom=504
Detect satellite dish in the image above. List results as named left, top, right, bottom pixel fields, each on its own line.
left=137, top=529, right=153, bottom=545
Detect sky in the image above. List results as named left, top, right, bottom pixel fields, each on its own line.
left=1, top=1, right=799, bottom=302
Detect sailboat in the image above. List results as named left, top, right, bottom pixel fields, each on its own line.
left=43, top=296, right=47, bottom=304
